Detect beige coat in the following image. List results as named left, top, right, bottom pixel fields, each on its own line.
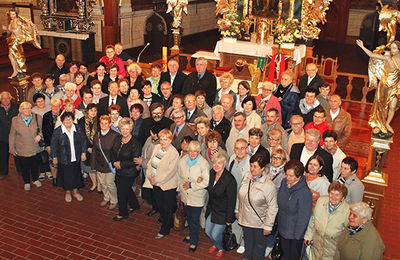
left=326, top=108, right=352, bottom=148
left=236, top=173, right=278, bottom=231
left=304, top=196, right=350, bottom=260
left=143, top=144, right=179, bottom=191
left=226, top=126, right=249, bottom=158
left=9, top=113, right=42, bottom=157
left=177, top=155, right=210, bottom=207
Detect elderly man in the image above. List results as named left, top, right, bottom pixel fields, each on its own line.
left=97, top=81, right=129, bottom=117
left=0, top=91, right=19, bottom=180
left=221, top=94, right=236, bottom=122
left=159, top=81, right=173, bottom=110
left=304, top=106, right=332, bottom=146
left=297, top=63, right=325, bottom=97
left=210, top=105, right=231, bottom=143
left=337, top=157, right=364, bottom=204
left=248, top=127, right=270, bottom=162
left=170, top=108, right=196, bottom=151
left=260, top=108, right=288, bottom=151
left=322, top=130, right=346, bottom=181
left=158, top=59, right=187, bottom=95
left=255, top=81, right=282, bottom=125
left=139, top=102, right=173, bottom=145
left=294, top=87, right=322, bottom=125
left=99, top=44, right=126, bottom=77
left=290, top=128, right=334, bottom=182
left=226, top=112, right=249, bottom=157
left=184, top=94, right=205, bottom=124
left=287, top=115, right=305, bottom=153
left=47, top=54, right=68, bottom=86
left=182, top=57, right=217, bottom=106
left=326, top=94, right=352, bottom=148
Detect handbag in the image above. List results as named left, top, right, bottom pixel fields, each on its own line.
left=34, top=114, right=48, bottom=164
left=98, top=135, right=116, bottom=174
left=173, top=199, right=186, bottom=231
left=270, top=234, right=283, bottom=260
left=222, top=224, right=238, bottom=251
left=34, top=114, right=45, bottom=147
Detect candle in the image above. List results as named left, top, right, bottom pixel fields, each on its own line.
left=162, top=46, right=167, bottom=72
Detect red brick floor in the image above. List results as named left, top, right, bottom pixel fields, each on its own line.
left=0, top=101, right=398, bottom=260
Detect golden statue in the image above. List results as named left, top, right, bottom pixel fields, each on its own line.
left=245, top=59, right=262, bottom=95
left=166, top=0, right=188, bottom=28
left=3, top=9, right=41, bottom=79
left=300, top=0, right=333, bottom=40
left=373, top=0, right=400, bottom=54
left=357, top=39, right=400, bottom=138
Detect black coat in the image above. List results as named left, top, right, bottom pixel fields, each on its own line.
left=126, top=75, right=144, bottom=96
left=255, top=144, right=270, bottom=164
left=0, top=103, right=19, bottom=143
left=138, top=117, right=174, bottom=145
left=110, top=135, right=141, bottom=177
left=47, top=64, right=68, bottom=86
left=182, top=70, right=217, bottom=106
left=290, top=143, right=334, bottom=182
left=87, top=74, right=112, bottom=95
left=210, top=117, right=231, bottom=143
left=42, top=110, right=58, bottom=147
left=185, top=107, right=206, bottom=124
left=97, top=95, right=129, bottom=118
left=206, top=169, right=237, bottom=225
left=297, top=74, right=325, bottom=98
left=157, top=71, right=187, bottom=95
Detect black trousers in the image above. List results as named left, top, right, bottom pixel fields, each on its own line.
left=117, top=174, right=139, bottom=217
left=242, top=226, right=268, bottom=260
left=153, top=186, right=176, bottom=235
left=17, top=154, right=40, bottom=184
left=280, top=237, right=303, bottom=260
left=0, top=141, right=9, bottom=176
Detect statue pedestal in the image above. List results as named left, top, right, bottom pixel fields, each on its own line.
left=10, top=75, right=30, bottom=104
left=362, top=136, right=392, bottom=225
left=170, top=28, right=181, bottom=57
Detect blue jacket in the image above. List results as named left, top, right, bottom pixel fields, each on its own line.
left=277, top=176, right=312, bottom=240
left=274, top=83, right=300, bottom=129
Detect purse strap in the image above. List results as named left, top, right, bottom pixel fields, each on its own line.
left=35, top=114, right=40, bottom=135
left=98, top=134, right=112, bottom=166
left=248, top=180, right=264, bottom=224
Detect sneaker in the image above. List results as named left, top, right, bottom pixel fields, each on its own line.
left=38, top=173, right=45, bottom=181
left=46, top=172, right=53, bottom=180
left=73, top=193, right=83, bottom=201
left=236, top=246, right=245, bottom=254
left=65, top=193, right=72, bottom=202
left=265, top=246, right=273, bottom=257
left=24, top=184, right=31, bottom=191
left=33, top=180, right=42, bottom=187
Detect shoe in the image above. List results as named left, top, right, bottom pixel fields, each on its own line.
left=65, top=193, right=72, bottom=202
left=208, top=246, right=218, bottom=254
left=100, top=200, right=108, bottom=207
left=33, top=180, right=42, bottom=187
left=108, top=203, right=117, bottom=210
left=72, top=193, right=83, bottom=201
left=236, top=246, right=245, bottom=254
left=155, top=233, right=165, bottom=239
left=146, top=209, right=157, bottom=217
left=38, top=174, right=45, bottom=181
left=97, top=190, right=103, bottom=194
left=24, top=184, right=31, bottom=191
left=46, top=172, right=53, bottom=180
left=189, top=245, right=197, bottom=252
left=265, top=246, right=273, bottom=257
left=128, top=207, right=139, bottom=214
left=183, top=236, right=190, bottom=243
left=88, top=186, right=96, bottom=193
left=215, top=250, right=224, bottom=259
left=113, top=215, right=128, bottom=221
left=0, top=174, right=7, bottom=180
left=52, top=178, right=57, bottom=187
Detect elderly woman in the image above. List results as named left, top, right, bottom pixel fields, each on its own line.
left=195, top=90, right=212, bottom=118
left=305, top=155, right=330, bottom=207
left=87, top=62, right=108, bottom=94
left=126, top=88, right=150, bottom=119
left=91, top=115, right=120, bottom=209
left=304, top=182, right=350, bottom=260
left=61, top=82, right=82, bottom=109
left=194, top=116, right=210, bottom=152
left=201, top=130, right=227, bottom=168
left=277, top=159, right=313, bottom=260
left=214, top=72, right=236, bottom=107
left=111, top=118, right=142, bottom=220
left=51, top=112, right=87, bottom=202
left=9, top=102, right=43, bottom=190
left=334, top=202, right=385, bottom=260
left=236, top=153, right=278, bottom=260
left=266, top=147, right=287, bottom=189
left=144, top=129, right=179, bottom=238
left=266, top=128, right=286, bottom=154
left=165, top=94, right=184, bottom=119
left=273, top=70, right=300, bottom=129
left=256, top=81, right=282, bottom=125
left=177, top=140, right=210, bottom=252
left=126, top=63, right=144, bottom=94
left=205, top=151, right=237, bottom=258
left=90, top=80, right=107, bottom=104
left=242, top=96, right=261, bottom=129
left=235, top=81, right=250, bottom=111
left=55, top=98, right=84, bottom=128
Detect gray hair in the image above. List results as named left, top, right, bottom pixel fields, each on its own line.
left=212, top=104, right=224, bottom=114
left=172, top=108, right=185, bottom=119
left=305, top=128, right=321, bottom=140
left=196, top=57, right=207, bottom=66
left=350, top=202, right=373, bottom=221
left=65, top=82, right=77, bottom=92
left=188, top=140, right=201, bottom=152
left=211, top=151, right=227, bottom=164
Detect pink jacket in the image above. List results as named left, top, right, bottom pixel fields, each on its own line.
left=255, top=94, right=282, bottom=124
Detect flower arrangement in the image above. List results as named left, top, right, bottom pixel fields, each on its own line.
left=274, top=19, right=302, bottom=43
left=217, top=13, right=245, bottom=39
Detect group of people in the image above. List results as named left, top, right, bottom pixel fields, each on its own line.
left=0, top=43, right=385, bottom=259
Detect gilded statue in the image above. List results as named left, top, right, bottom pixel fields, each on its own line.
left=166, top=0, right=188, bottom=28
left=3, top=9, right=41, bottom=79
left=373, top=0, right=400, bottom=54
left=216, top=0, right=232, bottom=15
left=245, top=59, right=262, bottom=95
left=300, top=0, right=333, bottom=40
left=357, top=39, right=400, bottom=138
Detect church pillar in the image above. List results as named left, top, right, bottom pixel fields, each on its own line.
left=103, top=0, right=120, bottom=47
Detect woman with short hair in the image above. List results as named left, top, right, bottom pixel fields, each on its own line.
left=194, top=116, right=210, bottom=152
left=305, top=155, right=330, bottom=207
left=242, top=95, right=262, bottom=129
left=165, top=94, right=184, bottom=119
left=266, top=147, right=287, bottom=189
left=195, top=90, right=212, bottom=118
left=61, top=82, right=82, bottom=109
left=201, top=130, right=227, bottom=168
left=214, top=72, right=236, bottom=107
left=235, top=81, right=250, bottom=111
left=126, top=63, right=144, bottom=94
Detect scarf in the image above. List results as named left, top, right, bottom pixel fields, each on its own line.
left=21, top=113, right=33, bottom=126
left=298, top=98, right=320, bottom=115
left=188, top=154, right=200, bottom=167
left=328, top=201, right=343, bottom=214
left=84, top=115, right=97, bottom=145
left=348, top=223, right=364, bottom=235
left=275, top=83, right=292, bottom=99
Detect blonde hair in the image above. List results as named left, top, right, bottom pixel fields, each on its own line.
left=194, top=116, right=210, bottom=128
left=50, top=98, right=61, bottom=106
left=127, top=63, right=142, bottom=75
left=262, top=81, right=277, bottom=92
left=63, top=98, right=75, bottom=107
left=271, top=147, right=288, bottom=162
left=0, top=91, right=12, bottom=99
left=118, top=117, right=134, bottom=131
left=221, top=94, right=234, bottom=104
left=268, top=128, right=282, bottom=139
left=19, top=101, right=32, bottom=112
left=211, top=151, right=227, bottom=164
left=219, top=72, right=234, bottom=86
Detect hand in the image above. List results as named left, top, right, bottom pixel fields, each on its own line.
left=277, top=97, right=283, bottom=101
left=197, top=176, right=203, bottom=183
left=150, top=130, right=158, bottom=141
left=118, top=74, right=123, bottom=80
left=114, top=161, right=121, bottom=169
left=33, top=135, right=41, bottom=144
left=89, top=71, right=96, bottom=77
left=235, top=213, right=239, bottom=219
left=87, top=148, right=92, bottom=154
left=45, top=146, right=51, bottom=154
left=304, top=239, right=312, bottom=246
left=356, top=39, right=363, bottom=48
left=134, top=157, right=143, bottom=165
left=127, top=59, right=134, bottom=65
left=53, top=157, right=58, bottom=165
left=81, top=154, right=86, bottom=162
left=226, top=223, right=231, bottom=226
left=263, top=230, right=271, bottom=236
left=183, top=181, right=190, bottom=190
left=150, top=176, right=156, bottom=185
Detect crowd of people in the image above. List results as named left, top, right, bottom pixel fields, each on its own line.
left=0, top=43, right=385, bottom=259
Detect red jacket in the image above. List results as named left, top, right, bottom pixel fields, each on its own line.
left=99, top=56, right=126, bottom=77
left=304, top=121, right=332, bottom=146
left=255, top=94, right=282, bottom=124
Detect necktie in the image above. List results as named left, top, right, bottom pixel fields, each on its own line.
left=187, top=111, right=191, bottom=119
left=173, top=126, right=178, bottom=141
left=112, top=98, right=115, bottom=105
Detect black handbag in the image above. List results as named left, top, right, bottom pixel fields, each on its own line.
left=222, top=225, right=238, bottom=251
left=270, top=234, right=283, bottom=260
left=35, top=114, right=48, bottom=164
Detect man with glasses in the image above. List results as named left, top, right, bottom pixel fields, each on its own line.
left=158, top=59, right=187, bottom=95
left=260, top=108, right=288, bottom=152
left=287, top=115, right=305, bottom=153
left=304, top=106, right=332, bottom=146
left=255, top=81, right=282, bottom=125
left=169, top=108, right=195, bottom=150
left=139, top=102, right=173, bottom=145
left=297, top=63, right=325, bottom=97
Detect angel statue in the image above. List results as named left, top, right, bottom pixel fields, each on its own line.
left=3, top=9, right=41, bottom=79
left=357, top=39, right=400, bottom=138
left=373, top=0, right=400, bottom=54
left=166, top=0, right=188, bottom=28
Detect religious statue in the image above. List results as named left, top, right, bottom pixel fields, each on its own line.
left=357, top=39, right=399, bottom=138
left=300, top=0, right=333, bottom=40
left=373, top=0, right=400, bottom=54
left=166, top=0, right=188, bottom=28
left=245, top=59, right=262, bottom=95
left=3, top=9, right=41, bottom=79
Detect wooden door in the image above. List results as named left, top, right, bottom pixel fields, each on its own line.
left=318, top=0, right=350, bottom=43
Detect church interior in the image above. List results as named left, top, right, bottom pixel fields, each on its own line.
left=0, top=0, right=399, bottom=259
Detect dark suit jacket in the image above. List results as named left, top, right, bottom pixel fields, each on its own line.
left=126, top=75, right=144, bottom=96
left=87, top=74, right=113, bottom=94
left=289, top=143, right=334, bottom=182
left=210, top=117, right=231, bottom=143
left=206, top=168, right=237, bottom=225
left=170, top=123, right=196, bottom=150
left=185, top=107, right=206, bottom=124
left=97, top=95, right=129, bottom=118
left=297, top=73, right=325, bottom=97
left=138, top=117, right=174, bottom=145
left=158, top=71, right=187, bottom=95
left=47, top=64, right=68, bottom=86
left=182, top=70, right=217, bottom=106
left=255, top=144, right=270, bottom=164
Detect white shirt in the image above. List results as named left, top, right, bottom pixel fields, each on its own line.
left=307, top=75, right=316, bottom=85
left=61, top=124, right=77, bottom=162
left=330, top=108, right=340, bottom=121
left=331, top=146, right=346, bottom=180
left=170, top=72, right=176, bottom=87
left=300, top=146, right=317, bottom=166
left=109, top=96, right=117, bottom=106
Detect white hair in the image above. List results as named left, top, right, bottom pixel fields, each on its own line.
left=64, top=82, right=77, bottom=92
left=350, top=202, right=373, bottom=220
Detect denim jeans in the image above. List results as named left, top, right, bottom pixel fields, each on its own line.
left=184, top=205, right=202, bottom=246
left=205, top=214, right=226, bottom=250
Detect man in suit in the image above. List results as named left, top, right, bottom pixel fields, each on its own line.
left=139, top=102, right=173, bottom=145
left=184, top=94, right=206, bottom=124
left=260, top=108, right=288, bottom=152
left=47, top=54, right=68, bottom=86
left=290, top=128, right=334, bottom=182
left=170, top=108, right=196, bottom=151
left=158, top=59, right=187, bottom=95
left=210, top=105, right=231, bottom=143
left=325, top=94, right=352, bottom=148
left=182, top=57, right=217, bottom=106
left=248, top=127, right=270, bottom=163
left=297, top=63, right=325, bottom=97
left=97, top=81, right=129, bottom=117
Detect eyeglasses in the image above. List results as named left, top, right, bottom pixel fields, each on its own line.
left=268, top=138, right=280, bottom=142
left=234, top=147, right=247, bottom=150
left=271, top=156, right=283, bottom=161
left=262, top=88, right=273, bottom=92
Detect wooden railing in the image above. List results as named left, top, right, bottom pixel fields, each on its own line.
left=336, top=72, right=372, bottom=104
